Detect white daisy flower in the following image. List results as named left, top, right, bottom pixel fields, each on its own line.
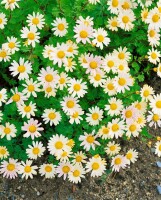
left=52, top=17, right=68, bottom=37
left=150, top=94, right=161, bottom=116
left=125, top=122, right=141, bottom=137
left=89, top=70, right=106, bottom=88
left=72, top=151, right=87, bottom=165
left=0, top=13, right=7, bottom=29
left=147, top=111, right=161, bottom=129
left=27, top=12, right=45, bottom=29
left=113, top=46, right=131, bottom=62
left=0, top=146, right=9, bottom=159
left=56, top=161, right=72, bottom=180
left=140, top=84, right=154, bottom=102
left=1, top=0, right=20, bottom=10
left=108, top=118, right=125, bottom=139
left=105, top=141, right=121, bottom=156
left=26, top=141, right=45, bottom=160
left=102, top=53, right=117, bottom=74
left=111, top=155, right=128, bottom=172
left=147, top=48, right=161, bottom=65
left=61, top=96, right=80, bottom=115
left=69, top=107, right=84, bottom=124
left=0, top=122, right=17, bottom=140
left=42, top=45, right=55, bottom=60
left=68, top=164, right=85, bottom=184
left=105, top=97, right=123, bottom=116
left=0, top=88, right=7, bottom=106
left=39, top=163, right=56, bottom=179
left=107, top=16, right=119, bottom=31
left=66, top=40, right=78, bottom=56
left=86, top=106, right=103, bottom=126
left=17, top=101, right=37, bottom=119
left=148, top=28, right=160, bottom=47
left=126, top=149, right=138, bottom=164
left=98, top=125, right=111, bottom=140
left=103, top=78, right=117, bottom=96
left=155, top=141, right=161, bottom=157
left=0, top=48, right=11, bottom=62
left=42, top=108, right=61, bottom=126
left=146, top=8, right=161, bottom=30
left=76, top=16, right=94, bottom=27
left=57, top=72, right=70, bottom=90
left=2, top=36, right=20, bottom=54
left=107, top=0, right=120, bottom=14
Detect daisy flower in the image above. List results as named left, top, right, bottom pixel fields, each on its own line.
left=22, top=78, right=41, bottom=98
left=56, top=149, right=72, bottom=162
left=68, top=164, right=85, bottom=184
left=147, top=48, right=161, bottom=65
left=1, top=0, right=20, bottom=10
left=42, top=45, right=55, bottom=60
left=0, top=48, right=11, bottom=62
left=118, top=10, right=136, bottom=31
left=74, top=24, right=93, bottom=44
left=26, top=141, right=45, bottom=160
left=19, top=160, right=38, bottom=180
left=42, top=108, right=61, bottom=126
left=105, top=97, right=123, bottom=116
left=108, top=118, right=125, bottom=139
left=111, top=155, right=128, bottom=172
left=133, top=101, right=147, bottom=115
left=86, top=106, right=103, bottom=126
left=136, top=114, right=146, bottom=128
left=107, top=0, right=120, bottom=14
left=126, top=149, right=138, bottom=164
left=92, top=28, right=110, bottom=49
left=157, top=63, right=161, bottom=78
left=9, top=57, right=32, bottom=80
left=148, top=28, right=160, bottom=47
left=103, top=78, right=117, bottom=96
left=147, top=111, right=161, bottom=129
left=76, top=16, right=94, bottom=27
left=47, top=134, right=70, bottom=156
left=113, top=46, right=131, bottom=62
left=61, top=96, right=80, bottom=115
left=86, top=155, right=106, bottom=177
left=98, top=125, right=111, bottom=140
left=150, top=94, right=161, bottom=116
left=68, top=78, right=87, bottom=98
left=27, top=12, right=45, bottom=29
left=116, top=60, right=130, bottom=73
left=43, top=85, right=57, bottom=98
left=0, top=158, right=20, bottom=179
left=38, top=66, right=59, bottom=86
left=0, top=88, right=7, bottom=106
left=141, top=8, right=149, bottom=22
left=146, top=8, right=161, bottom=30
left=126, top=122, right=141, bottom=137
left=63, top=57, right=76, bottom=72
left=6, top=87, right=27, bottom=105
left=57, top=72, right=70, bottom=90
left=0, top=13, right=7, bottom=29
left=138, top=0, right=153, bottom=8
left=119, top=0, right=137, bottom=11
left=105, top=141, right=121, bottom=156
left=17, top=101, right=37, bottom=119
left=72, top=151, right=87, bottom=165
left=0, top=146, right=9, bottom=159
left=122, top=105, right=139, bottom=124
left=140, top=84, right=154, bottom=102
left=114, top=72, right=134, bottom=93
left=88, top=70, right=106, bottom=88
left=21, top=26, right=40, bottom=47
left=0, top=122, right=17, bottom=140
left=69, top=107, right=84, bottom=124
left=102, top=53, right=117, bottom=74
left=155, top=141, right=161, bottom=157
left=79, top=131, right=100, bottom=151
left=52, top=17, right=68, bottom=37
left=107, top=16, right=119, bottom=31
left=39, top=163, right=56, bottom=179
left=22, top=118, right=44, bottom=139
left=2, top=36, right=20, bottom=54
left=66, top=40, right=78, bottom=56
left=56, top=161, right=72, bottom=180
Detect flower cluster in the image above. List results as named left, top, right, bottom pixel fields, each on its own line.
left=0, top=0, right=161, bottom=183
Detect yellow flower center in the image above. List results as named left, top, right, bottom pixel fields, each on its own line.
left=118, top=52, right=125, bottom=59
left=24, top=105, right=31, bottom=112
left=97, top=35, right=104, bottom=42
left=149, top=30, right=155, bottom=37
left=0, top=148, right=6, bottom=155
left=62, top=166, right=70, bottom=173
left=125, top=110, right=132, bottom=118
left=8, top=0, right=15, bottom=3
left=94, top=74, right=101, bottom=81
left=29, top=125, right=36, bottom=133
left=107, top=83, right=114, bottom=90
left=66, top=139, right=74, bottom=147
left=46, top=87, right=52, bottom=93
left=158, top=6, right=161, bottom=13
left=0, top=51, right=7, bottom=58
left=0, top=18, right=3, bottom=24
left=102, top=127, right=109, bottom=134
left=107, top=60, right=114, bottom=68
left=76, top=155, right=82, bottom=162
left=68, top=46, right=73, bottom=53
left=159, top=144, right=161, bottom=151
left=66, top=100, right=74, bottom=108
left=4, top=127, right=11, bottom=134
left=57, top=50, right=65, bottom=59
left=135, top=103, right=141, bottom=110
left=27, top=32, right=35, bottom=40
left=111, top=20, right=117, bottom=27
left=92, top=162, right=99, bottom=170
left=80, top=30, right=88, bottom=38
left=118, top=78, right=126, bottom=86
left=32, top=147, right=40, bottom=155
left=153, top=114, right=159, bottom=121
left=48, top=112, right=56, bottom=120
left=73, top=84, right=81, bottom=91
left=61, top=151, right=67, bottom=157
left=7, top=163, right=15, bottom=171
left=72, top=111, right=79, bottom=118
left=45, top=166, right=52, bottom=172
left=112, top=124, right=119, bottom=132
left=45, top=74, right=53, bottom=82
left=8, top=42, right=15, bottom=49
left=151, top=52, right=157, bottom=59
left=84, top=20, right=90, bottom=26
left=18, top=65, right=26, bottom=73
left=28, top=85, right=35, bottom=92
left=122, top=16, right=130, bottom=23
left=24, top=166, right=32, bottom=173
left=58, top=23, right=65, bottom=31
left=118, top=64, right=124, bottom=70
left=73, top=170, right=80, bottom=177
left=143, top=90, right=149, bottom=97
left=32, top=18, right=39, bottom=25
left=92, top=113, right=99, bottom=120
left=89, top=61, right=98, bottom=69
left=126, top=152, right=132, bottom=159
left=156, top=101, right=161, bottom=108
left=55, top=141, right=63, bottom=149
left=152, top=14, right=160, bottom=23
left=122, top=2, right=130, bottom=9
left=110, top=103, right=117, bottom=110
left=129, top=124, right=136, bottom=132
left=114, top=158, right=121, bottom=165
left=12, top=94, right=20, bottom=102
left=86, top=135, right=94, bottom=143
left=59, top=77, right=65, bottom=84
left=110, top=145, right=116, bottom=151
left=112, top=0, right=118, bottom=7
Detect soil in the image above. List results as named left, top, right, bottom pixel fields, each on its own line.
left=0, top=73, right=161, bottom=200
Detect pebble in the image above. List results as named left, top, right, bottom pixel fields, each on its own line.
left=37, top=191, right=40, bottom=196
left=151, top=148, right=155, bottom=153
